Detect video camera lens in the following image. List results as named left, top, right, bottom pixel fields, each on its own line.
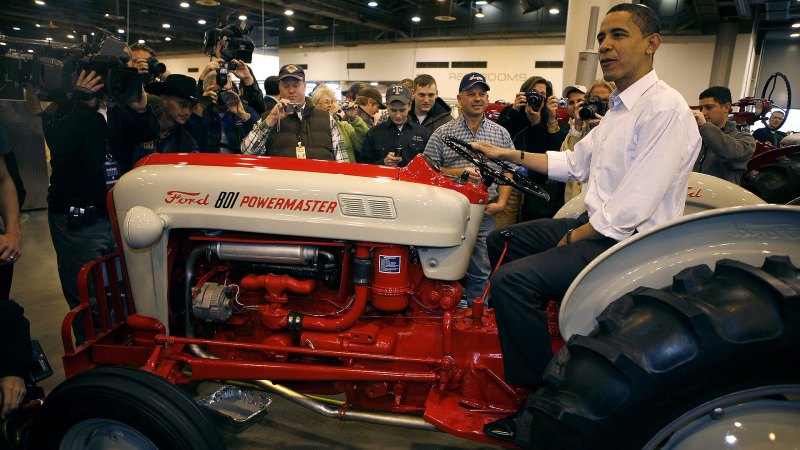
left=525, top=91, right=546, bottom=111
left=578, top=96, right=608, bottom=121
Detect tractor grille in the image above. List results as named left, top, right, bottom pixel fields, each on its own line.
left=338, top=194, right=397, bottom=219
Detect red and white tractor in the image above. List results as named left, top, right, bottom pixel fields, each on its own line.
left=20, top=129, right=800, bottom=449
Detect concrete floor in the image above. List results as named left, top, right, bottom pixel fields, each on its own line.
left=12, top=209, right=495, bottom=450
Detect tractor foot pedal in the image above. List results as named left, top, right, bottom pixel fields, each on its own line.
left=198, top=385, right=272, bottom=430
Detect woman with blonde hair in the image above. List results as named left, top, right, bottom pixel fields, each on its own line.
left=311, top=84, right=368, bottom=162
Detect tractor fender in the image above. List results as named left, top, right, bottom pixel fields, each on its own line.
left=559, top=204, right=800, bottom=339
left=554, top=172, right=765, bottom=219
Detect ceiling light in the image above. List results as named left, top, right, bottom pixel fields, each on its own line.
left=0, top=43, right=6, bottom=46
left=165, top=37, right=172, bottom=41
left=285, top=9, right=294, bottom=16
left=13, top=27, right=20, bottom=31
left=411, top=15, right=421, bottom=22
left=28, top=49, right=34, bottom=53
left=45, top=37, right=52, bottom=41
left=180, top=2, right=190, bottom=7
left=549, top=7, right=560, bottom=14
left=35, top=0, right=45, bottom=5
left=370, top=82, right=378, bottom=86
left=309, top=24, right=328, bottom=30
left=238, top=15, right=248, bottom=20
left=138, top=39, right=145, bottom=43
left=91, top=32, right=95, bottom=35
left=791, top=32, right=800, bottom=37
left=476, top=0, right=487, bottom=4
left=67, top=34, right=75, bottom=39
left=35, top=24, right=41, bottom=28
left=368, top=1, right=378, bottom=6
left=286, top=25, right=295, bottom=31
left=118, top=29, right=125, bottom=33
left=792, top=23, right=800, bottom=28
left=162, top=23, right=170, bottom=28
left=198, top=19, right=207, bottom=25
left=475, top=8, right=485, bottom=18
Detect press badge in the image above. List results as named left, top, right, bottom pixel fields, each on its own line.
left=103, top=154, right=121, bottom=190
left=295, top=145, right=307, bottom=159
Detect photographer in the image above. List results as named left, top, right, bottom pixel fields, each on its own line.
left=561, top=80, right=615, bottom=201
left=44, top=69, right=158, bottom=342
left=241, top=64, right=348, bottom=161
left=198, top=58, right=266, bottom=116
left=497, top=76, right=566, bottom=140
left=692, top=86, right=756, bottom=185
left=187, top=71, right=258, bottom=154
left=311, top=84, right=368, bottom=163
left=360, top=84, right=431, bottom=167
left=127, top=43, right=167, bottom=84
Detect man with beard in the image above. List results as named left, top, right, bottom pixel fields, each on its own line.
left=424, top=72, right=513, bottom=305
left=130, top=74, right=208, bottom=166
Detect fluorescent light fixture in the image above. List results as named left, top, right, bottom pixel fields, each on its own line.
left=0, top=43, right=6, bottom=46
left=180, top=2, right=190, bottom=7
left=198, top=19, right=207, bottom=25
left=165, top=36, right=172, bottom=41
left=28, top=49, right=34, bottom=53
left=549, top=7, right=560, bottom=14
left=791, top=32, right=800, bottom=37
left=368, top=1, right=378, bottom=6
left=162, top=23, right=171, bottom=28
left=411, top=15, right=421, bottom=22
left=476, top=0, right=487, bottom=4
left=35, top=0, right=45, bottom=5
left=286, top=25, right=295, bottom=31
left=238, top=15, right=248, bottom=20
left=138, top=39, right=145, bottom=43
left=67, top=34, right=75, bottom=39
left=370, top=82, right=378, bottom=86
left=35, top=24, right=41, bottom=28
left=12, top=27, right=20, bottom=31
left=792, top=23, right=800, bottom=28
left=285, top=9, right=294, bottom=16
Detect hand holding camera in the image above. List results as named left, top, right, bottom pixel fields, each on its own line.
left=512, top=92, right=527, bottom=111
left=73, top=70, right=105, bottom=107
left=573, top=96, right=608, bottom=130
left=229, top=59, right=254, bottom=85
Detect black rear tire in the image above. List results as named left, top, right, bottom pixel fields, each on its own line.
left=28, top=366, right=225, bottom=450
left=518, top=256, right=800, bottom=449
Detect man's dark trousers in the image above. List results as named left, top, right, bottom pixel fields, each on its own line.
left=487, top=213, right=617, bottom=386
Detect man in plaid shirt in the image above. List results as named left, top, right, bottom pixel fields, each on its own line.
left=424, top=72, right=513, bottom=305
left=241, top=64, right=348, bottom=162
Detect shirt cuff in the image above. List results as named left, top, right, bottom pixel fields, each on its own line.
left=569, top=126, right=583, bottom=138
left=546, top=150, right=570, bottom=181
left=588, top=210, right=632, bottom=241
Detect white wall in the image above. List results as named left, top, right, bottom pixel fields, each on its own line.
left=158, top=35, right=755, bottom=105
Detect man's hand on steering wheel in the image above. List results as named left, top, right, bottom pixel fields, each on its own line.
left=470, top=142, right=514, bottom=161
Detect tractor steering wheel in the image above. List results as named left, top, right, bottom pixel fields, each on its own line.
left=442, top=135, right=550, bottom=200
left=760, top=72, right=791, bottom=129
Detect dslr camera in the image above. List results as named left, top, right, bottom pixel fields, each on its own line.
left=215, top=60, right=238, bottom=87
left=146, top=56, right=166, bottom=80
left=579, top=96, right=608, bottom=120
left=525, top=91, right=546, bottom=111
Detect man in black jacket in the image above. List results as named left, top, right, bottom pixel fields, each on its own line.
left=130, top=74, right=208, bottom=167
left=0, top=298, right=30, bottom=419
left=408, top=74, right=453, bottom=132
left=360, top=84, right=431, bottom=166
left=44, top=69, right=159, bottom=342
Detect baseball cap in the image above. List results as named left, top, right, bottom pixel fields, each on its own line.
left=346, top=82, right=367, bottom=97
left=357, top=87, right=386, bottom=109
left=385, top=84, right=412, bottom=105
left=562, top=84, right=588, bottom=97
left=278, top=64, right=305, bottom=82
left=459, top=72, right=490, bottom=92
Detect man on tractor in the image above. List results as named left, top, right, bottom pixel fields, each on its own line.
left=471, top=3, right=702, bottom=442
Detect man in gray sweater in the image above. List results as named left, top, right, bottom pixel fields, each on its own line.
left=692, top=86, right=756, bottom=184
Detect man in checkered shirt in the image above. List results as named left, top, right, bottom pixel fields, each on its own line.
left=423, top=72, right=513, bottom=305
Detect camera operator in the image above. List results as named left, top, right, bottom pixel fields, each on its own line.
left=311, top=84, right=369, bottom=163
left=241, top=64, right=348, bottom=161
left=127, top=43, right=167, bottom=84
left=130, top=74, right=209, bottom=165
left=360, top=84, right=431, bottom=167
left=187, top=71, right=258, bottom=154
left=497, top=76, right=566, bottom=139
left=44, top=69, right=158, bottom=343
left=692, top=86, right=756, bottom=185
left=561, top=80, right=615, bottom=201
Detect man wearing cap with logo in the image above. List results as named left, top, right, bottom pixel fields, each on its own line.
left=241, top=64, right=348, bottom=161
left=424, top=72, right=514, bottom=305
left=353, top=87, right=385, bottom=129
left=131, top=74, right=210, bottom=166
left=359, top=84, right=431, bottom=167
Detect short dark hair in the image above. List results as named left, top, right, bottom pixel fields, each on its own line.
left=699, top=86, right=732, bottom=105
left=520, top=76, right=552, bottom=97
left=263, top=75, right=280, bottom=96
left=413, top=74, right=437, bottom=89
left=607, top=3, right=660, bottom=36
left=129, top=43, right=155, bottom=57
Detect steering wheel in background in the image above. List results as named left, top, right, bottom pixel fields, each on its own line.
left=442, top=135, right=550, bottom=201
left=760, top=72, right=791, bottom=129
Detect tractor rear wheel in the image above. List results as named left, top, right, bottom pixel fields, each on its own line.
left=518, top=256, right=800, bottom=449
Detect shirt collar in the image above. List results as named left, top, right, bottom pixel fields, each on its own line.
left=610, top=70, right=659, bottom=111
